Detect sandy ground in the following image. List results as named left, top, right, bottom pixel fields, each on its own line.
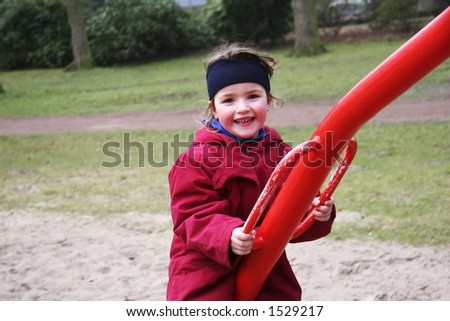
left=1, top=211, right=448, bottom=301
left=1, top=97, right=449, bottom=301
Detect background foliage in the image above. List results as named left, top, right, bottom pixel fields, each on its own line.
left=0, top=0, right=295, bottom=69
left=213, top=0, right=292, bottom=45
left=0, top=0, right=449, bottom=70
left=87, top=0, right=189, bottom=66
left=0, top=0, right=72, bottom=70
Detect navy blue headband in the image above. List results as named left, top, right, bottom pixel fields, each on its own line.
left=206, top=59, right=271, bottom=100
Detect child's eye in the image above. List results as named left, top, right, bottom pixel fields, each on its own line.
left=222, top=98, right=234, bottom=104
left=248, top=94, right=260, bottom=100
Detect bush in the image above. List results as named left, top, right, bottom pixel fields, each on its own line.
left=182, top=1, right=220, bottom=49
left=87, top=0, right=189, bottom=66
left=0, top=0, right=72, bottom=70
left=371, top=0, right=421, bottom=33
left=211, top=0, right=292, bottom=45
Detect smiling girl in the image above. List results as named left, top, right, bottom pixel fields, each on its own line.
left=166, top=43, right=335, bottom=301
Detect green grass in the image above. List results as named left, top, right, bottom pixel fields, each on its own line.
left=279, top=121, right=450, bottom=245
left=0, top=56, right=206, bottom=117
left=0, top=130, right=185, bottom=215
left=1, top=122, right=449, bottom=245
left=1, top=39, right=449, bottom=117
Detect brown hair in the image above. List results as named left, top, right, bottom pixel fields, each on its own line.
left=204, top=43, right=277, bottom=78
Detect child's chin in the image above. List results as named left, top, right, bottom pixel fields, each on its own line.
left=236, top=132, right=258, bottom=139
left=231, top=125, right=261, bottom=139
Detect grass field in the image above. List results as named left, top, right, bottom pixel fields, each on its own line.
left=0, top=39, right=449, bottom=245
left=0, top=121, right=448, bottom=245
left=1, top=39, right=449, bottom=117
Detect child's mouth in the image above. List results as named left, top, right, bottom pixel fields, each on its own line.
left=235, top=118, right=254, bottom=125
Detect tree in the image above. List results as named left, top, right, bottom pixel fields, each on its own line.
left=64, top=0, right=94, bottom=71
left=291, top=0, right=325, bottom=56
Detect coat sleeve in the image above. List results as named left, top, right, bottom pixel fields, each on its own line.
left=168, top=152, right=244, bottom=268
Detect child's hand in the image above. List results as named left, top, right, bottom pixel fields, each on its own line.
left=230, top=227, right=256, bottom=256
left=310, top=197, right=334, bottom=222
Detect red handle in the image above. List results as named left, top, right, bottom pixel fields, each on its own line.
left=242, top=139, right=321, bottom=235
left=290, top=138, right=357, bottom=239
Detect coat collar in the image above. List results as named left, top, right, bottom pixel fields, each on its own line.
left=189, top=126, right=285, bottom=190
left=207, top=119, right=267, bottom=144
left=193, top=125, right=283, bottom=148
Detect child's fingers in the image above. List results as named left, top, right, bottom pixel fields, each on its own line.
left=312, top=197, right=320, bottom=207
left=313, top=210, right=331, bottom=222
left=231, top=237, right=254, bottom=255
left=318, top=204, right=332, bottom=213
left=234, top=228, right=255, bottom=240
left=312, top=204, right=332, bottom=221
left=231, top=227, right=256, bottom=255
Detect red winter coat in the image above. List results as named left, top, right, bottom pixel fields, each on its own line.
left=166, top=126, right=335, bottom=301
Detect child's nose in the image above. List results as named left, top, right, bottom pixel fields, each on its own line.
left=236, top=99, right=250, bottom=112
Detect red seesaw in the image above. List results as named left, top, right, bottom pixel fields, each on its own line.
left=234, top=7, right=450, bottom=301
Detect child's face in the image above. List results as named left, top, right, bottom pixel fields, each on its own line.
left=212, top=82, right=270, bottom=139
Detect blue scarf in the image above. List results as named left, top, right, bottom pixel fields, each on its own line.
left=208, top=119, right=266, bottom=144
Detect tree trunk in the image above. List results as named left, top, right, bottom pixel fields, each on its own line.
left=291, top=0, right=325, bottom=56
left=64, top=0, right=94, bottom=71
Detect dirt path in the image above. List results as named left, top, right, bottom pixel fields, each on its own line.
left=0, top=98, right=448, bottom=136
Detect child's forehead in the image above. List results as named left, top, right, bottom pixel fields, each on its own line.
left=215, top=82, right=266, bottom=96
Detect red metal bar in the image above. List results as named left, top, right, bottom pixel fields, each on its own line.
left=242, top=140, right=320, bottom=235
left=291, top=138, right=358, bottom=239
left=241, top=139, right=321, bottom=250
left=234, top=7, right=450, bottom=301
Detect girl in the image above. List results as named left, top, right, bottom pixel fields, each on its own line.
left=166, top=43, right=335, bottom=301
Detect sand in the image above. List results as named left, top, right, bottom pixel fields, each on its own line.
left=1, top=210, right=448, bottom=301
